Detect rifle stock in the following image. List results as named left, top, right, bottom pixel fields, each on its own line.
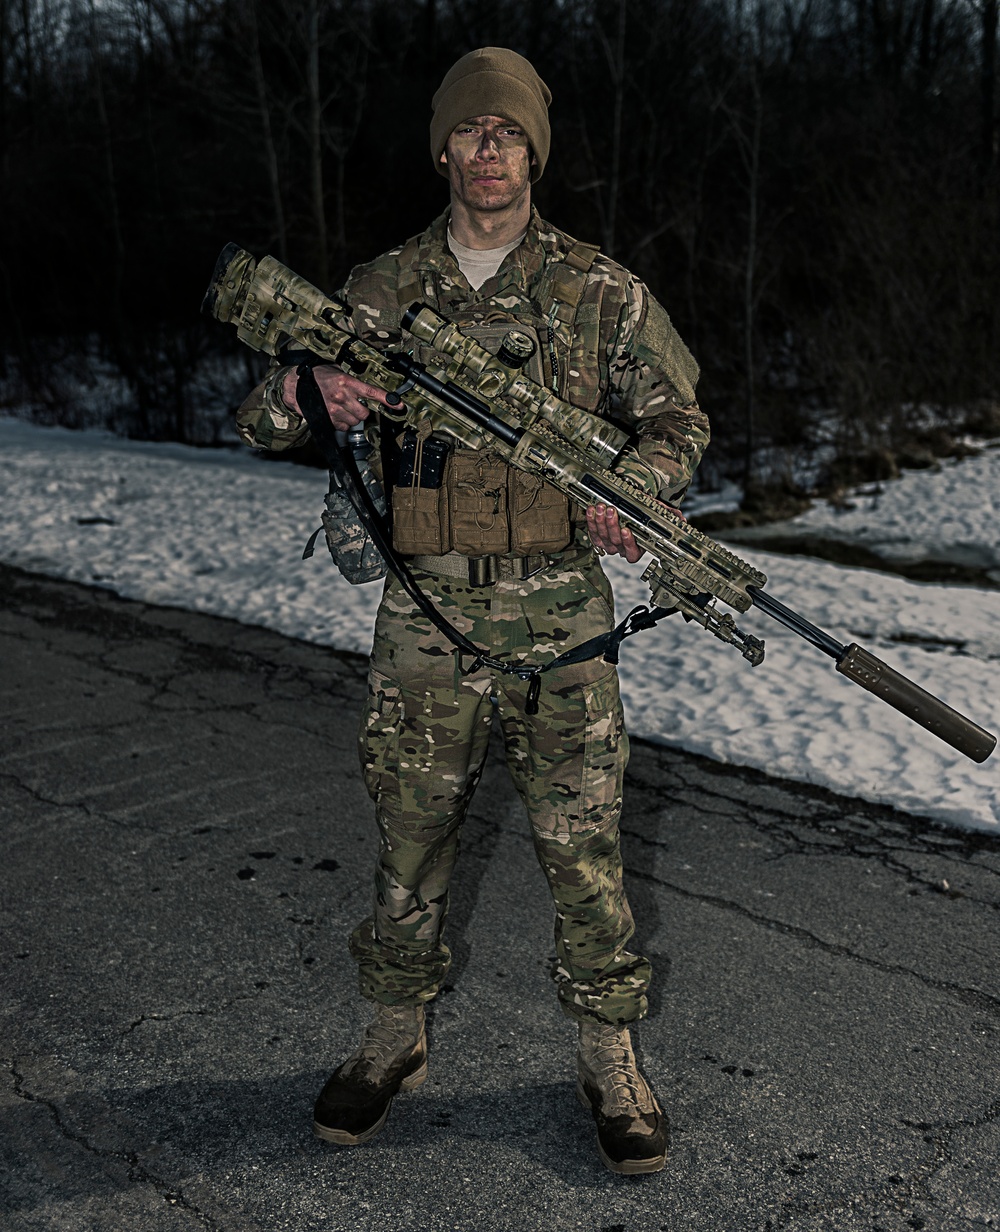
left=203, top=244, right=996, bottom=764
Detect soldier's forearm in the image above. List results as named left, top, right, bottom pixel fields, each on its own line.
left=628, top=402, right=710, bottom=502
left=235, top=365, right=310, bottom=452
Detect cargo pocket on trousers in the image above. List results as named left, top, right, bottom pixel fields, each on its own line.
left=358, top=669, right=403, bottom=811
left=577, top=671, right=629, bottom=830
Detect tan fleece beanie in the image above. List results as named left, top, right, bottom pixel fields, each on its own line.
left=431, top=47, right=552, bottom=182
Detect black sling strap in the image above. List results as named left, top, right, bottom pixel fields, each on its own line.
left=294, top=363, right=673, bottom=713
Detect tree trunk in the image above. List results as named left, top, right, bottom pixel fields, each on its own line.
left=248, top=0, right=287, bottom=260
left=743, top=72, right=762, bottom=496
left=604, top=0, right=627, bottom=259
left=982, top=0, right=998, bottom=192
left=306, top=0, right=328, bottom=288
left=87, top=2, right=126, bottom=331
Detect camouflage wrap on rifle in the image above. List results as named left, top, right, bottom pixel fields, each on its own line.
left=209, top=235, right=765, bottom=664
left=235, top=208, right=709, bottom=507
left=209, top=220, right=996, bottom=777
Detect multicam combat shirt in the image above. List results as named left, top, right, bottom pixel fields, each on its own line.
left=237, top=207, right=710, bottom=505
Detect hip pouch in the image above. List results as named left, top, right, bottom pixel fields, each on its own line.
left=319, top=481, right=387, bottom=584
left=303, top=438, right=388, bottom=584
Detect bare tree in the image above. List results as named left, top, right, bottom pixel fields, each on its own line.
left=250, top=0, right=373, bottom=286
left=717, top=2, right=771, bottom=493
left=86, top=0, right=126, bottom=321
left=213, top=0, right=289, bottom=260
left=980, top=0, right=998, bottom=191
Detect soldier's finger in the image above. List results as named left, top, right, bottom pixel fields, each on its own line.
left=621, top=526, right=643, bottom=563
left=585, top=510, right=609, bottom=554
left=359, top=384, right=397, bottom=407
left=591, top=505, right=613, bottom=542
left=327, top=402, right=364, bottom=427
left=603, top=506, right=626, bottom=547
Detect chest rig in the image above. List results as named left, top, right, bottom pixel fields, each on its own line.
left=387, top=235, right=601, bottom=569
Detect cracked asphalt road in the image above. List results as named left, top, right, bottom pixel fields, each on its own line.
left=2, top=562, right=999, bottom=1232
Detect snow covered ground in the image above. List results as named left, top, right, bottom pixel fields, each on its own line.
left=729, top=449, right=1000, bottom=580
left=1, top=417, right=997, bottom=833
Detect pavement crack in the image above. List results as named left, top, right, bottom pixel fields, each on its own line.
left=120, top=993, right=265, bottom=1037
left=902, top=1095, right=1000, bottom=1137
left=0, top=770, right=103, bottom=820
left=0, top=770, right=165, bottom=836
left=861, top=1099, right=1000, bottom=1226
left=627, top=864, right=1000, bottom=1017
left=8, top=1056, right=222, bottom=1229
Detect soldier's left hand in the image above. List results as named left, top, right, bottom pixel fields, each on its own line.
left=586, top=501, right=684, bottom=563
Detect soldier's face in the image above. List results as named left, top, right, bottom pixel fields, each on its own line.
left=441, top=115, right=534, bottom=213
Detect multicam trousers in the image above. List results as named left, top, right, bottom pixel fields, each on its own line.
left=348, top=549, right=652, bottom=1026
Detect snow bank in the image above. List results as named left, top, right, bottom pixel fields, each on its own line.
left=1, top=419, right=996, bottom=832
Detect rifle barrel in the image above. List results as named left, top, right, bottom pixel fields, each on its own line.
left=748, top=587, right=995, bottom=763
left=748, top=587, right=844, bottom=658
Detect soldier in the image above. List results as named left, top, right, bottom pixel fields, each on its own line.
left=236, top=47, right=709, bottom=1175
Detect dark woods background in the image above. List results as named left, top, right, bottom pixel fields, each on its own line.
left=2, top=0, right=998, bottom=506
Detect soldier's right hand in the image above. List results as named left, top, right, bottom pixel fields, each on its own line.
left=280, top=365, right=396, bottom=431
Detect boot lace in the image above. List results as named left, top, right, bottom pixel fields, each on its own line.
left=343, top=1005, right=422, bottom=1082
left=583, top=1025, right=655, bottom=1119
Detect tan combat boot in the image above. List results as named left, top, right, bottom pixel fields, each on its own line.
left=313, top=1003, right=427, bottom=1145
left=576, top=1020, right=668, bottom=1174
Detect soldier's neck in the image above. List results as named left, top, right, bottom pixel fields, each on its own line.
left=448, top=194, right=532, bottom=251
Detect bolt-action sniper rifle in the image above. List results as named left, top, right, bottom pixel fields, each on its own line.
left=203, top=243, right=996, bottom=764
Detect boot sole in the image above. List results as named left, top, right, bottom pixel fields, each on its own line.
left=576, top=1080, right=667, bottom=1175
left=313, top=1059, right=428, bottom=1146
